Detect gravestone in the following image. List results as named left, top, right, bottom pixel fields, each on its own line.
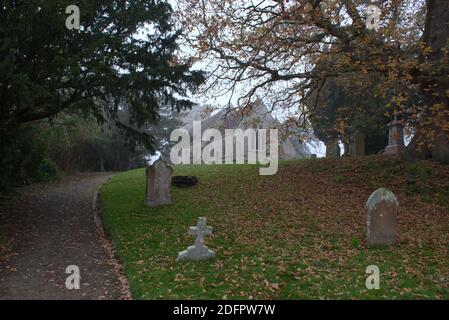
left=145, top=159, right=173, bottom=206
left=383, top=117, right=405, bottom=156
left=310, top=154, right=317, bottom=159
left=365, top=188, right=398, bottom=246
left=326, top=141, right=341, bottom=158
left=343, top=143, right=350, bottom=156
left=177, top=217, right=215, bottom=262
left=349, top=130, right=365, bottom=157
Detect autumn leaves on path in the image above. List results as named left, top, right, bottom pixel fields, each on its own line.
left=0, top=174, right=123, bottom=300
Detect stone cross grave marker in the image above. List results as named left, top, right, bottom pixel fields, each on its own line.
left=383, top=116, right=405, bottom=156
left=145, top=158, right=173, bottom=207
left=365, top=187, right=398, bottom=246
left=177, top=217, right=216, bottom=262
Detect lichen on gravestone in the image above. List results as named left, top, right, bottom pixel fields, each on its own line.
left=365, top=187, right=398, bottom=246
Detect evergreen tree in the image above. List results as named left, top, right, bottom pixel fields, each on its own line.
left=0, top=0, right=204, bottom=151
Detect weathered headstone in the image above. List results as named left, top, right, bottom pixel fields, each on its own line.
left=365, top=188, right=398, bottom=246
left=177, top=217, right=215, bottom=262
left=145, top=159, right=173, bottom=206
left=326, top=141, right=341, bottom=158
left=310, top=154, right=317, bottom=159
left=383, top=117, right=405, bottom=156
left=349, top=130, right=366, bottom=157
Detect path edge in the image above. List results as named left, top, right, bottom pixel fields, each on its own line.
left=92, top=177, right=132, bottom=300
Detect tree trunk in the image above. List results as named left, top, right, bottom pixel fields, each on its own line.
left=407, top=0, right=449, bottom=162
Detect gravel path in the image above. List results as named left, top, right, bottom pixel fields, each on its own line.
left=0, top=173, right=124, bottom=300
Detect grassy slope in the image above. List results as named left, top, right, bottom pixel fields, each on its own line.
left=100, top=156, right=449, bottom=299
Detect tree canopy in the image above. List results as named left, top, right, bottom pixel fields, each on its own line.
left=176, top=0, right=449, bottom=161
left=0, top=0, right=204, bottom=151
left=307, top=76, right=389, bottom=154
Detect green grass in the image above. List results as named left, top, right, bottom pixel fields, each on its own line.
left=100, top=158, right=449, bottom=299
